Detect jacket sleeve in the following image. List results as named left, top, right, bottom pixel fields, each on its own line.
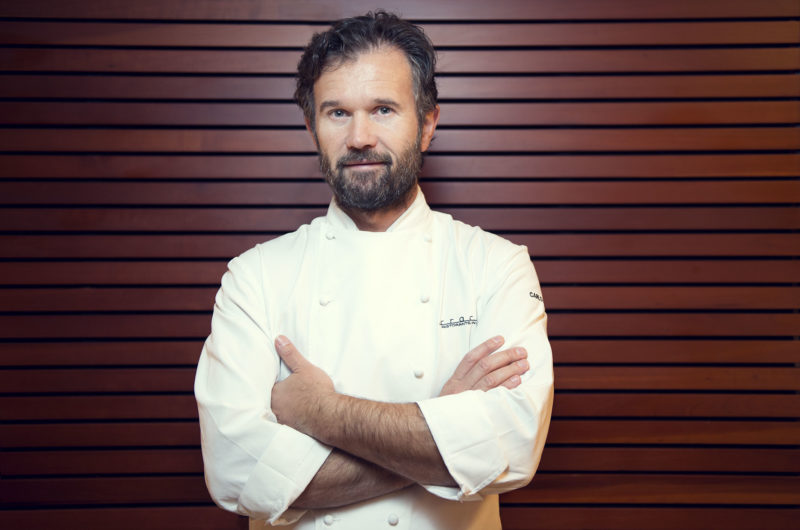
left=417, top=242, right=554, bottom=501
left=194, top=247, right=332, bottom=524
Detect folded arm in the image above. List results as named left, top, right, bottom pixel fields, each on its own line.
left=272, top=335, right=530, bottom=489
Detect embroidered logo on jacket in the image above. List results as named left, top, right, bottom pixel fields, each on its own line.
left=530, top=292, right=543, bottom=302
left=440, top=316, right=478, bottom=328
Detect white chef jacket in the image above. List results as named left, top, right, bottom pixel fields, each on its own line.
left=195, top=187, right=554, bottom=530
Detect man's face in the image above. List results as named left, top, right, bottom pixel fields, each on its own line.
left=309, top=46, right=438, bottom=212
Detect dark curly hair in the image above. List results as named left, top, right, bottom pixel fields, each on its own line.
left=295, top=11, right=438, bottom=129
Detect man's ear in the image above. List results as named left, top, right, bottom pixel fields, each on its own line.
left=420, top=105, right=440, bottom=152
left=304, top=116, right=319, bottom=149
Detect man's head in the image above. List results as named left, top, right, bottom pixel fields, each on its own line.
left=295, top=12, right=440, bottom=214
left=295, top=11, right=438, bottom=128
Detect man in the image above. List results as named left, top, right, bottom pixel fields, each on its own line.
left=195, top=11, right=553, bottom=529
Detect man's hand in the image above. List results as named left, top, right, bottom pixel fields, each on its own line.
left=439, top=336, right=529, bottom=396
left=271, top=335, right=334, bottom=432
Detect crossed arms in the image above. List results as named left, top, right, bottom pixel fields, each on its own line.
left=271, top=334, right=530, bottom=509
left=195, top=242, right=554, bottom=523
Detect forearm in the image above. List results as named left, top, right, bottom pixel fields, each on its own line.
left=292, top=449, right=412, bottom=509
left=303, top=394, right=457, bottom=487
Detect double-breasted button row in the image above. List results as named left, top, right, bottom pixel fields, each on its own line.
left=321, top=513, right=400, bottom=526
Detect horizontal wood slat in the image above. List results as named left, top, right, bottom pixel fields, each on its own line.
left=2, top=154, right=796, bottom=179
left=0, top=341, right=203, bottom=366
left=3, top=420, right=796, bottom=448
left=0, top=476, right=211, bottom=506
left=3, top=21, right=799, bottom=47
left=1, top=0, right=798, bottom=20
left=3, top=101, right=798, bottom=126
left=0, top=507, right=244, bottom=530
left=4, top=234, right=798, bottom=258
left=506, top=474, right=800, bottom=505
left=1, top=260, right=799, bottom=287
left=552, top=340, right=800, bottom=364
left=3, top=286, right=797, bottom=311
left=2, top=313, right=798, bottom=338
left=549, top=420, right=800, bottom=445
left=2, top=339, right=795, bottom=367
left=2, top=74, right=797, bottom=100
left=4, top=181, right=798, bottom=205
left=2, top=48, right=798, bottom=74
left=2, top=393, right=796, bottom=420
left=500, top=507, right=800, bottom=530
left=3, top=128, right=797, bottom=153
left=5, top=447, right=797, bottom=476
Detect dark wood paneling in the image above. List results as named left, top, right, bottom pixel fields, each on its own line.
left=1, top=3, right=797, bottom=529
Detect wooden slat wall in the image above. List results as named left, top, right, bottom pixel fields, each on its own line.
left=1, top=1, right=798, bottom=528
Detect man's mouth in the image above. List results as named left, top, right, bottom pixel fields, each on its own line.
left=343, top=160, right=386, bottom=168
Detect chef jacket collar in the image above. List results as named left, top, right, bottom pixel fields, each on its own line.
left=325, top=185, right=432, bottom=233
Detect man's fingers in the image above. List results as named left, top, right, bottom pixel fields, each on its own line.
left=476, top=357, right=529, bottom=391
left=275, top=335, right=308, bottom=373
left=450, top=336, right=504, bottom=381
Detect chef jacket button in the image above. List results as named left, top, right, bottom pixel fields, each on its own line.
left=326, top=231, right=335, bottom=240
left=323, top=514, right=334, bottom=525
left=424, top=234, right=432, bottom=243
left=420, top=295, right=430, bottom=303
left=387, top=513, right=399, bottom=526
left=414, top=369, right=424, bottom=379
left=319, top=296, right=331, bottom=306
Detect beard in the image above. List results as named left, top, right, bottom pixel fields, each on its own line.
left=319, top=136, right=422, bottom=213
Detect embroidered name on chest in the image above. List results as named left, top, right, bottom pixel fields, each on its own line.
left=440, top=316, right=478, bottom=328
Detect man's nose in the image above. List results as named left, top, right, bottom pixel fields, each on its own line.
left=346, top=113, right=377, bottom=150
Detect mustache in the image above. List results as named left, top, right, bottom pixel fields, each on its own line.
left=336, top=149, right=392, bottom=169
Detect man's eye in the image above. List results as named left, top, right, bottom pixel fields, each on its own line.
left=377, top=106, right=392, bottom=115
left=331, top=109, right=346, bottom=118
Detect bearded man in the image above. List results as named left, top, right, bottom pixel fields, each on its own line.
left=195, top=11, right=553, bottom=530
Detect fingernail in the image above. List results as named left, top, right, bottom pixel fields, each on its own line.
left=275, top=335, right=289, bottom=346
left=515, top=347, right=527, bottom=358
left=492, top=336, right=503, bottom=345
left=517, top=359, right=529, bottom=370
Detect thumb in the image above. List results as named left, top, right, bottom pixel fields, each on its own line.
left=275, top=335, right=307, bottom=373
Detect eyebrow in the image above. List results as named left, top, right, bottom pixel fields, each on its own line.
left=318, top=98, right=402, bottom=112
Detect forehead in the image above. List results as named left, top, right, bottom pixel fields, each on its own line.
left=313, top=47, right=414, bottom=109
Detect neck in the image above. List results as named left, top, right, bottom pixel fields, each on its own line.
left=340, top=187, right=418, bottom=232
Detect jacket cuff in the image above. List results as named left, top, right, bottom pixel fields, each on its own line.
left=417, top=391, right=507, bottom=499
left=239, top=424, right=332, bottom=524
